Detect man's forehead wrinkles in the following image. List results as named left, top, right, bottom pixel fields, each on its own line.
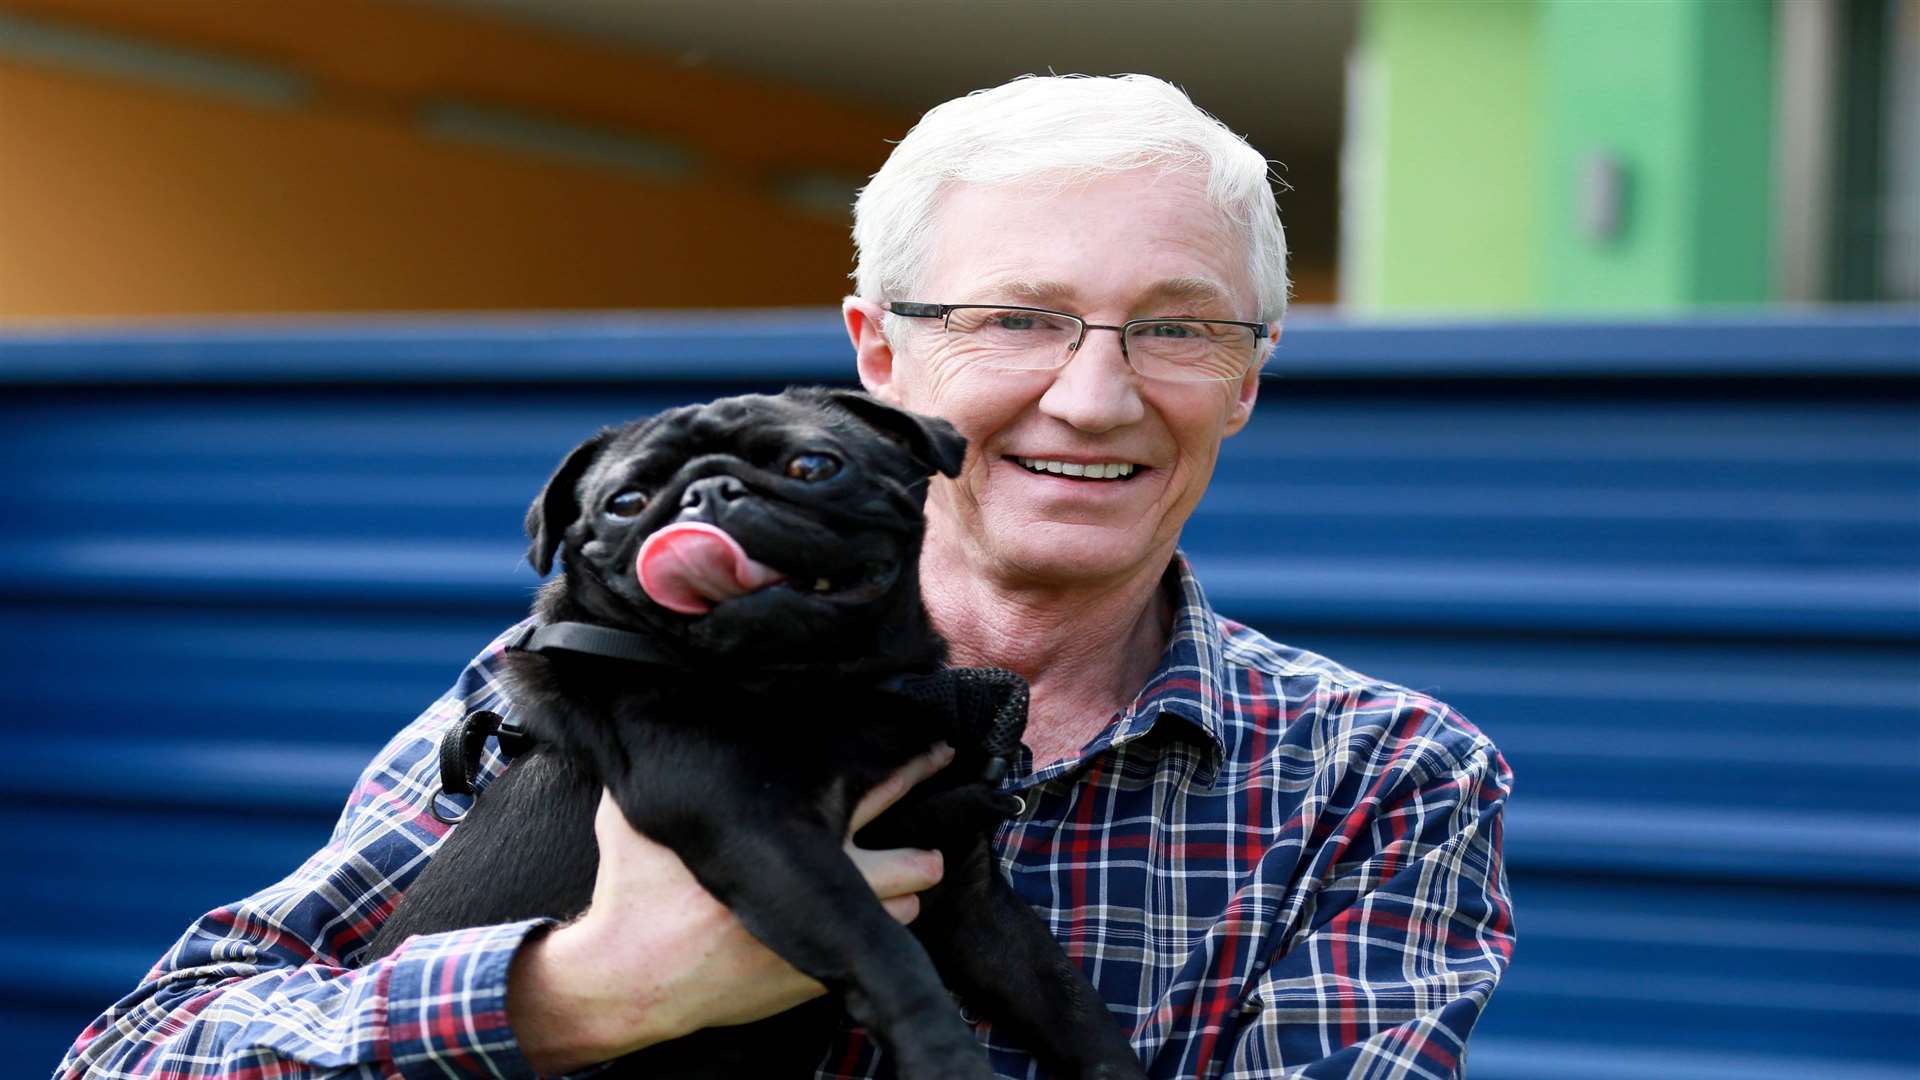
left=1148, top=276, right=1236, bottom=312
left=977, top=277, right=1074, bottom=306
left=969, top=274, right=1237, bottom=314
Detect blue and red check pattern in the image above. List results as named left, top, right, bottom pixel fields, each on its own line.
left=59, top=557, right=1513, bottom=1079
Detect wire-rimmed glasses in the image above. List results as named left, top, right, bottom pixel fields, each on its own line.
left=885, top=301, right=1269, bottom=383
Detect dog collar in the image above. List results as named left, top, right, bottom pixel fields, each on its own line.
left=507, top=621, right=683, bottom=667
left=508, top=621, right=937, bottom=681
left=464, top=623, right=1026, bottom=815
left=507, top=623, right=1029, bottom=781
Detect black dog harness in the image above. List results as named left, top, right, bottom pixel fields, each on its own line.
left=429, top=622, right=669, bottom=823
left=430, top=621, right=1028, bottom=824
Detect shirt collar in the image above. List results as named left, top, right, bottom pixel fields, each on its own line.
left=1108, top=554, right=1230, bottom=769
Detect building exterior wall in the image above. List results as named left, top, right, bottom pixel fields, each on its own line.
left=1366, top=0, right=1542, bottom=311
left=0, top=0, right=909, bottom=319
left=1356, top=0, right=1778, bottom=314
left=1539, top=0, right=1775, bottom=310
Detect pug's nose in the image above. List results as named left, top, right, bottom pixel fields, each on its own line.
left=679, top=475, right=748, bottom=517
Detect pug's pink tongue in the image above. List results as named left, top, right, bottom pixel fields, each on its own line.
left=636, top=522, right=786, bottom=615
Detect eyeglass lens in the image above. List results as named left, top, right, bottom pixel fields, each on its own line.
left=942, top=307, right=1253, bottom=381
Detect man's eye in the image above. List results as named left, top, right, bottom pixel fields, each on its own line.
left=786, top=453, right=841, bottom=482
left=605, top=489, right=650, bottom=517
left=1145, top=322, right=1197, bottom=339
left=947, top=308, right=1073, bottom=338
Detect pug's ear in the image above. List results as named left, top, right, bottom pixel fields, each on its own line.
left=526, top=429, right=615, bottom=576
left=818, top=389, right=966, bottom=478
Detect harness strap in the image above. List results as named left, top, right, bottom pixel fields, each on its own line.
left=510, top=621, right=681, bottom=667
left=436, top=709, right=533, bottom=797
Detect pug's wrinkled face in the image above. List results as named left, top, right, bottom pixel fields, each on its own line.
left=526, top=388, right=964, bottom=663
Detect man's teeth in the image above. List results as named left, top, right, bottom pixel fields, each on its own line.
left=1014, top=457, right=1137, bottom=480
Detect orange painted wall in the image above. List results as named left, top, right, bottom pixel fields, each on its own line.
left=0, top=0, right=913, bottom=319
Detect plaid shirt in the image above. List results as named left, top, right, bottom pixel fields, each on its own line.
left=60, top=557, right=1514, bottom=1079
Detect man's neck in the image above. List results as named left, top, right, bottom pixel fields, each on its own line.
left=918, top=538, right=1177, bottom=769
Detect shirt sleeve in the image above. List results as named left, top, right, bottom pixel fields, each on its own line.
left=56, top=626, right=554, bottom=1080
left=1220, top=703, right=1517, bottom=1080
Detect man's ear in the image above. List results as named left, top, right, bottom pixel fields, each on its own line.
left=843, top=296, right=901, bottom=406
left=820, top=389, right=966, bottom=478
left=1224, top=323, right=1276, bottom=437
left=525, top=429, right=614, bottom=576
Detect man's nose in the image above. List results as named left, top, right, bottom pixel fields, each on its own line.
left=678, top=475, right=748, bottom=518
left=1038, top=327, right=1146, bottom=432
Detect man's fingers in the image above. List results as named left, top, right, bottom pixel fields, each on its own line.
left=881, top=894, right=921, bottom=924
left=848, top=742, right=954, bottom=833
left=844, top=842, right=943, bottom=899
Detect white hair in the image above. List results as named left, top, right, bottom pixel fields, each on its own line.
left=851, top=74, right=1289, bottom=323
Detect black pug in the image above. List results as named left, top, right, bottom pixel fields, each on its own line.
left=361, top=388, right=1144, bottom=1080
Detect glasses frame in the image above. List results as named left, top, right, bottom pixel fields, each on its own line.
left=884, top=301, right=1270, bottom=382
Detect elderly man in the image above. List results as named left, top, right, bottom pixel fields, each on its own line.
left=61, top=75, right=1512, bottom=1079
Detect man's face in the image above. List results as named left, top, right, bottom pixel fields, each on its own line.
left=849, top=168, right=1265, bottom=591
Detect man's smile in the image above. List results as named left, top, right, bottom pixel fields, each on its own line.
left=1010, top=455, right=1142, bottom=481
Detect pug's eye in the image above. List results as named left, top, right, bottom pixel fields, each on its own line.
left=604, top=488, right=651, bottom=518
left=785, top=453, right=841, bottom=482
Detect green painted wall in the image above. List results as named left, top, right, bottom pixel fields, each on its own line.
left=1360, top=0, right=1776, bottom=313
left=1685, top=0, right=1775, bottom=304
left=1368, top=0, right=1542, bottom=310
left=1538, top=0, right=1775, bottom=310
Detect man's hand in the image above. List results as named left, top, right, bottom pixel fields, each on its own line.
left=507, top=743, right=955, bottom=1074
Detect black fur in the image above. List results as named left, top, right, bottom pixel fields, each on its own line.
left=360, top=388, right=1143, bottom=1079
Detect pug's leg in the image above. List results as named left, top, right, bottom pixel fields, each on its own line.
left=597, top=744, right=989, bottom=1079
left=669, top=813, right=995, bottom=1080
left=588, top=718, right=990, bottom=1078
left=920, top=840, right=1147, bottom=1080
